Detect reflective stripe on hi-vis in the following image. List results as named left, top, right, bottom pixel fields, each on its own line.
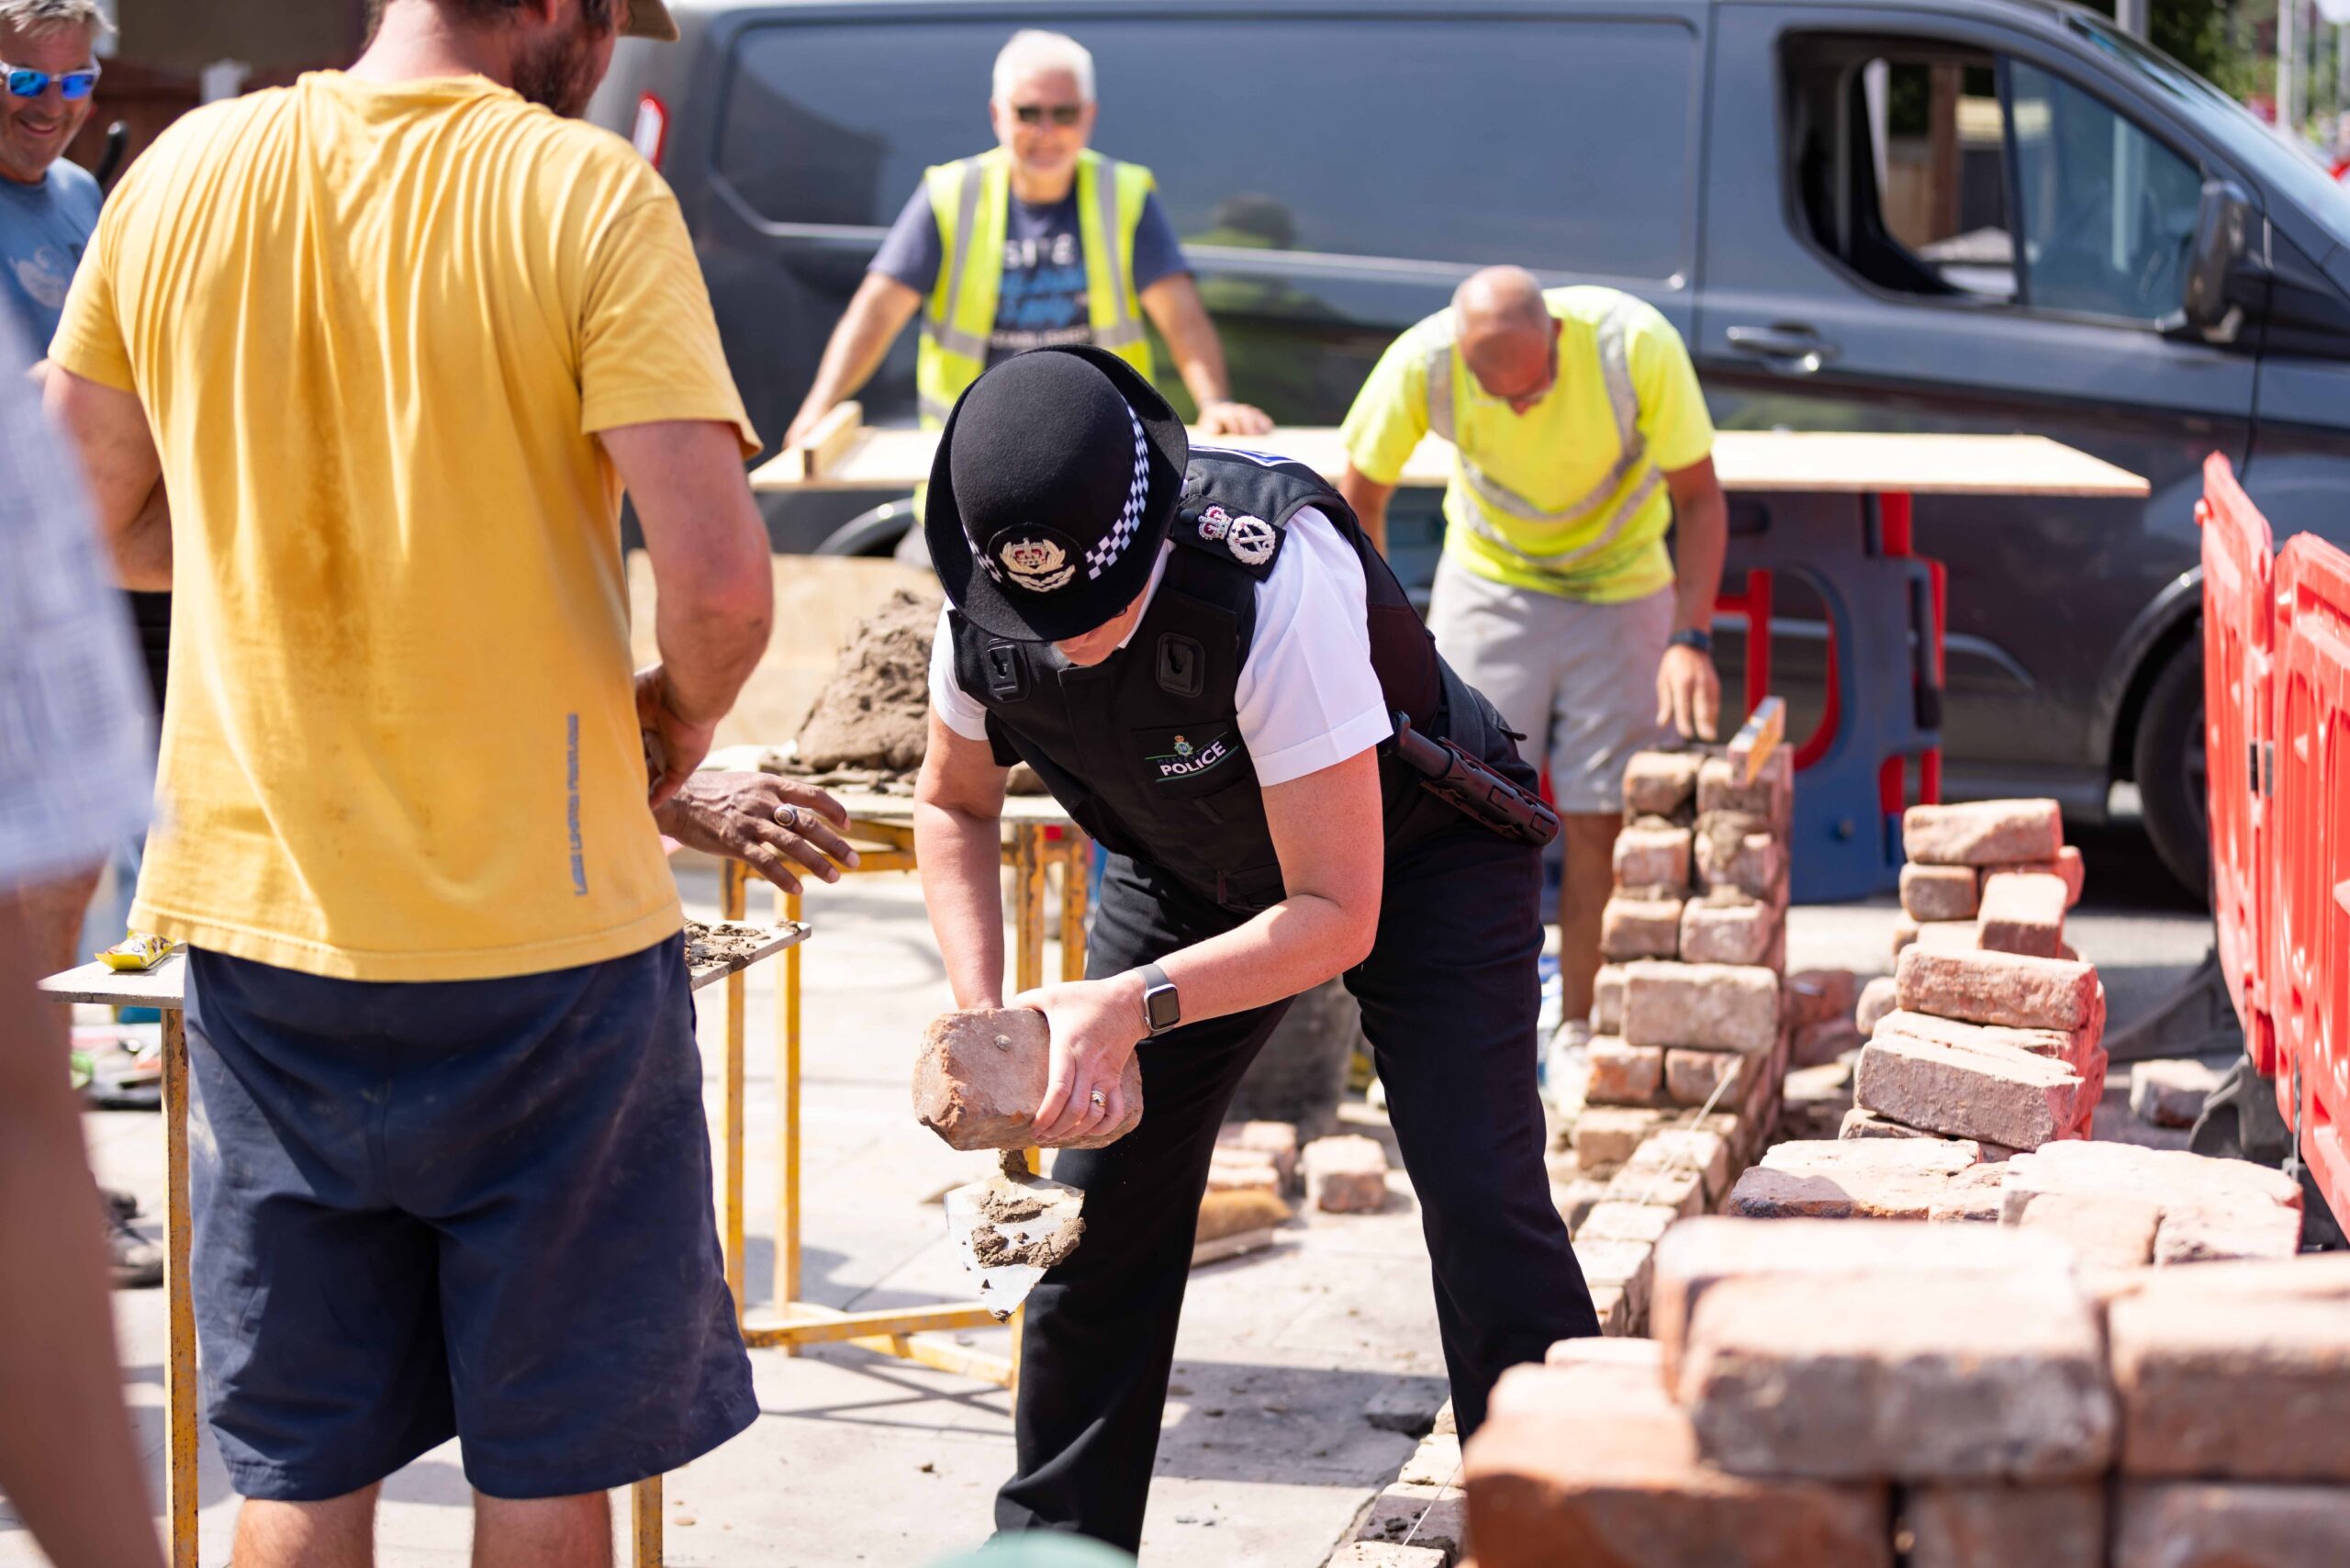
left=1427, top=302, right=1656, bottom=573
left=1091, top=160, right=1140, bottom=347
left=928, top=157, right=989, bottom=355
left=919, top=393, right=957, bottom=423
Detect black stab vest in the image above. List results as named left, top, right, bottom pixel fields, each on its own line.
left=948, top=448, right=1520, bottom=914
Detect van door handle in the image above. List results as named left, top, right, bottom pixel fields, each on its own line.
left=1725, top=324, right=1841, bottom=376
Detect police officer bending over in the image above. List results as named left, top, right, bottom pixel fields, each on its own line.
left=912, top=345, right=1598, bottom=1550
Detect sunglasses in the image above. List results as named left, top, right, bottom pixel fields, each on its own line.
left=4, top=62, right=99, bottom=99
left=1012, top=104, right=1083, bottom=127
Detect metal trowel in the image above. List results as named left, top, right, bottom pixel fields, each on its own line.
left=944, top=1151, right=1088, bottom=1318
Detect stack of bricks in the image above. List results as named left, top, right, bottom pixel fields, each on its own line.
left=1840, top=942, right=2109, bottom=1152
left=1457, top=1222, right=2350, bottom=1567
left=1722, top=1131, right=2307, bottom=1265
left=1549, top=745, right=1801, bottom=1338
left=1892, top=799, right=2086, bottom=961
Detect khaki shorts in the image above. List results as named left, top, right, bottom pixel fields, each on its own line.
left=1427, top=555, right=1674, bottom=814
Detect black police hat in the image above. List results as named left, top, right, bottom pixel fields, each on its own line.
left=924, top=344, right=1190, bottom=643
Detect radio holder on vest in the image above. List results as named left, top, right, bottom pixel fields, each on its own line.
left=1383, top=711, right=1561, bottom=847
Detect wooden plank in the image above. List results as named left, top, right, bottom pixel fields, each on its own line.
left=834, top=790, right=1077, bottom=828
left=751, top=426, right=2149, bottom=498
left=1191, top=1227, right=1277, bottom=1268
left=768, top=399, right=863, bottom=484
left=1728, top=695, right=1787, bottom=785
left=39, top=953, right=186, bottom=1009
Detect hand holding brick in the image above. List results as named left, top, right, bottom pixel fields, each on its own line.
left=912, top=1008, right=1143, bottom=1149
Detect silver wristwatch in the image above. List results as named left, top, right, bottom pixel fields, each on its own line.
left=1137, top=962, right=1181, bottom=1036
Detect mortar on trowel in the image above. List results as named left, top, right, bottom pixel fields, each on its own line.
left=913, top=1007, right=1144, bottom=1317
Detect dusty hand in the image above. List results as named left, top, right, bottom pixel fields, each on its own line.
left=1195, top=399, right=1273, bottom=437
left=655, top=773, right=860, bottom=891
left=1014, top=975, right=1146, bottom=1145
left=1656, top=644, right=1721, bottom=742
left=635, top=666, right=719, bottom=809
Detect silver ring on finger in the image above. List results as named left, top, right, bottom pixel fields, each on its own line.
left=1088, top=1089, right=1107, bottom=1113
left=774, top=803, right=801, bottom=832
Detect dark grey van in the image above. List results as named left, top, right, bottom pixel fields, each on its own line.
left=592, top=0, right=2350, bottom=893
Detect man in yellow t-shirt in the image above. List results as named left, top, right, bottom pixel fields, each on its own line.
left=1337, top=267, right=1728, bottom=1061
left=43, top=2, right=822, bottom=1560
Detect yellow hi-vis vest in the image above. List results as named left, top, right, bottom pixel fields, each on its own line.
left=1421, top=295, right=1662, bottom=589
left=916, top=147, right=1157, bottom=427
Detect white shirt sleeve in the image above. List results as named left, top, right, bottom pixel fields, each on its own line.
left=927, top=606, right=994, bottom=742
left=1237, top=507, right=1393, bottom=787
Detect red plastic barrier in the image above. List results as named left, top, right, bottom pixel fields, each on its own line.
left=2198, top=454, right=2280, bottom=1075
left=2269, top=532, right=2350, bottom=1227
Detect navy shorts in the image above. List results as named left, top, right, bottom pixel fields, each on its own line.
left=185, top=935, right=755, bottom=1501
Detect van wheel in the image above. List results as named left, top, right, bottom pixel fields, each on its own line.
left=812, top=497, right=916, bottom=557
left=2133, top=639, right=2210, bottom=901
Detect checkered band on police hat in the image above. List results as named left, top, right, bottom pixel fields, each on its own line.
left=1082, top=408, right=1151, bottom=582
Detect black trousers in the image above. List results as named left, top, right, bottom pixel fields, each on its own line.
left=994, top=818, right=1597, bottom=1550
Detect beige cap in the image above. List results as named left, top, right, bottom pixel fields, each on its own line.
left=623, top=0, right=678, bottom=42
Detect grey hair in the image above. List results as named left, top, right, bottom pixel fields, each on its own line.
left=992, top=29, right=1094, bottom=104
left=0, top=0, right=112, bottom=41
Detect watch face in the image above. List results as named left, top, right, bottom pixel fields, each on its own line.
left=1146, top=986, right=1181, bottom=1031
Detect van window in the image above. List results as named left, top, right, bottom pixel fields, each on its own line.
left=718, top=15, right=1698, bottom=281
left=2007, top=60, right=2202, bottom=320
left=1786, top=40, right=2016, bottom=301
left=1786, top=35, right=2204, bottom=323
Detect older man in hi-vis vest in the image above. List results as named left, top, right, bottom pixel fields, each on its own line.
left=783, top=28, right=1270, bottom=449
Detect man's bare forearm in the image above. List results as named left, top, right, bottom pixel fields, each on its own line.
left=914, top=798, right=1011, bottom=1007
left=1336, top=466, right=1394, bottom=556
left=1671, top=487, right=1728, bottom=635
left=44, top=370, right=167, bottom=589
left=0, top=899, right=168, bottom=1568
left=1141, top=275, right=1234, bottom=408
left=603, top=420, right=775, bottom=726
left=787, top=275, right=923, bottom=442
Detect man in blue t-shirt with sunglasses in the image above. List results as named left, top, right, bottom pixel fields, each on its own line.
left=0, top=0, right=103, bottom=358
left=0, top=0, right=170, bottom=1294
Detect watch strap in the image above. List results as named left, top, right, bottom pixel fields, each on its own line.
left=1668, top=627, right=1714, bottom=655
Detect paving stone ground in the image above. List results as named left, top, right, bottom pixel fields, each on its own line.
left=3, top=820, right=2224, bottom=1566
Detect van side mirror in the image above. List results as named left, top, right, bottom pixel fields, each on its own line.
left=2177, top=179, right=2255, bottom=343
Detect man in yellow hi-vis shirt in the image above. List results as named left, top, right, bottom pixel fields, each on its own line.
left=1338, top=266, right=1728, bottom=1060
left=782, top=28, right=1269, bottom=448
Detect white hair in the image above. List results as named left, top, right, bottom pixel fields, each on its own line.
left=0, top=0, right=111, bottom=42
left=991, top=29, right=1094, bottom=105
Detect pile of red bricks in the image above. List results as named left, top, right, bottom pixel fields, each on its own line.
left=1889, top=798, right=2085, bottom=956
left=1841, top=944, right=2109, bottom=1151
left=1723, top=1131, right=2306, bottom=1265
left=1549, top=745, right=1819, bottom=1334
left=1456, top=1222, right=2350, bottom=1567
